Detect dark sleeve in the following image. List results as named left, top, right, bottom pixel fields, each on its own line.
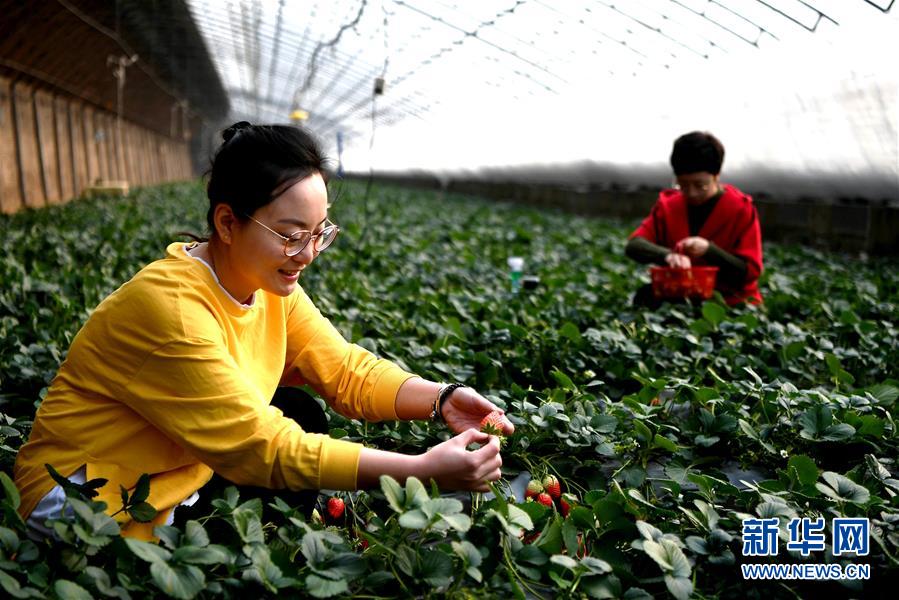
left=705, top=242, right=748, bottom=284
left=626, top=236, right=670, bottom=265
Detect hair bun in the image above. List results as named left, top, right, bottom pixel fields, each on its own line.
left=222, top=121, right=253, bottom=143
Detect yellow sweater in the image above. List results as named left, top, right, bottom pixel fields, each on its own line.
left=14, top=242, right=414, bottom=539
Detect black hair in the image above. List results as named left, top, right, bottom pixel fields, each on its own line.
left=670, top=131, right=725, bottom=176
left=204, top=122, right=331, bottom=236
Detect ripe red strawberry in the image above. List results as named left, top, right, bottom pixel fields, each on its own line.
left=542, top=475, right=561, bottom=499
left=536, top=493, right=553, bottom=508
left=559, top=493, right=577, bottom=518
left=326, top=497, right=345, bottom=521
left=479, top=410, right=505, bottom=436
left=525, top=479, right=544, bottom=499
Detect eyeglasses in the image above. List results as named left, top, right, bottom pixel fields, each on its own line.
left=244, top=215, right=340, bottom=256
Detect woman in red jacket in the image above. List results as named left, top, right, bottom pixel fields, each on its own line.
left=626, top=131, right=763, bottom=305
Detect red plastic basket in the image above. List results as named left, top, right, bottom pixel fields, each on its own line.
left=650, top=266, right=719, bottom=300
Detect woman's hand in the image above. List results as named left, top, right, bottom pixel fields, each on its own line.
left=441, top=386, right=515, bottom=436
left=675, top=236, right=709, bottom=258
left=419, top=429, right=503, bottom=492
left=665, top=252, right=692, bottom=269
left=357, top=430, right=502, bottom=492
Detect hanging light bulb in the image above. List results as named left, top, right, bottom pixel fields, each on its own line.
left=290, top=109, right=309, bottom=121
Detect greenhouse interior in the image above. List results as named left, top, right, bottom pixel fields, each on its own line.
left=0, top=0, right=897, bottom=598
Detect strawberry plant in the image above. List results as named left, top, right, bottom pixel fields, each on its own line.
left=0, top=180, right=897, bottom=598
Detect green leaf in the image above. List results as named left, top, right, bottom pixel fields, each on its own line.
left=685, top=535, right=708, bottom=555
left=66, top=497, right=96, bottom=524
left=398, top=509, right=430, bottom=529
left=559, top=322, right=582, bottom=342
left=72, top=523, right=114, bottom=547
left=44, top=464, right=106, bottom=499
left=550, top=554, right=578, bottom=570
left=419, top=549, right=454, bottom=587
left=404, top=477, right=429, bottom=508
left=306, top=574, right=348, bottom=598
left=131, top=474, right=151, bottom=504
left=128, top=501, right=158, bottom=523
left=506, top=504, right=535, bottom=531
left=45, top=464, right=71, bottom=489
left=421, top=497, right=463, bottom=518
left=172, top=545, right=230, bottom=565
left=0, top=570, right=42, bottom=599
left=782, top=341, right=805, bottom=362
left=664, top=574, right=694, bottom=600
left=857, top=415, right=885, bottom=437
left=0, top=526, right=19, bottom=552
left=755, top=501, right=795, bottom=520
left=451, top=540, right=483, bottom=568
left=562, top=519, right=579, bottom=556
left=54, top=579, right=93, bottom=600
left=394, top=545, right=417, bottom=577
left=517, top=544, right=549, bottom=566
left=582, top=574, right=623, bottom=599
left=824, top=353, right=855, bottom=384
left=865, top=454, right=891, bottom=481
left=653, top=434, right=678, bottom=452
left=232, top=507, right=265, bottom=544
left=738, top=419, right=776, bottom=453
left=633, top=420, right=652, bottom=445
left=439, top=513, right=471, bottom=532
left=643, top=539, right=691, bottom=578
left=82, top=566, right=120, bottom=597
left=636, top=520, right=663, bottom=542
left=742, top=366, right=763, bottom=386
left=125, top=538, right=172, bottom=563
left=551, top=368, right=576, bottom=390
left=694, top=434, right=719, bottom=448
left=824, top=353, right=842, bottom=376
left=536, top=518, right=564, bottom=555
left=150, top=562, right=205, bottom=600
left=816, top=472, right=870, bottom=504
left=867, top=384, right=899, bottom=406
left=701, top=302, right=726, bottom=327
left=820, top=423, right=856, bottom=442
left=787, top=455, right=818, bottom=487
left=380, top=475, right=405, bottom=513
left=0, top=473, right=20, bottom=509
left=301, top=530, right=331, bottom=564
left=243, top=543, right=284, bottom=591
left=798, top=405, right=831, bottom=439
left=579, top=556, right=613, bottom=575
left=184, top=520, right=210, bottom=547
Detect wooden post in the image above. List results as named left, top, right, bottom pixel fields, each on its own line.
left=12, top=81, right=45, bottom=208
left=82, top=104, right=99, bottom=185
left=94, top=110, right=109, bottom=181
left=69, top=102, right=89, bottom=197
left=54, top=96, right=74, bottom=201
left=0, top=75, right=23, bottom=213
left=34, top=89, right=61, bottom=204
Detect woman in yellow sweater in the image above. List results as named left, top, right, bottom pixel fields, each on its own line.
left=14, top=122, right=513, bottom=540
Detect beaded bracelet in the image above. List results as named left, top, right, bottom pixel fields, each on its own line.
left=429, top=383, right=466, bottom=422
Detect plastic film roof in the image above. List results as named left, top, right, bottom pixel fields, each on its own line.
left=187, top=0, right=898, bottom=197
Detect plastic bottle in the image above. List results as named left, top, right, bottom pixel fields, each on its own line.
left=507, top=256, right=524, bottom=293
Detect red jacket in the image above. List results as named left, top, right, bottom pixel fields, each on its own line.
left=630, top=184, right=763, bottom=304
